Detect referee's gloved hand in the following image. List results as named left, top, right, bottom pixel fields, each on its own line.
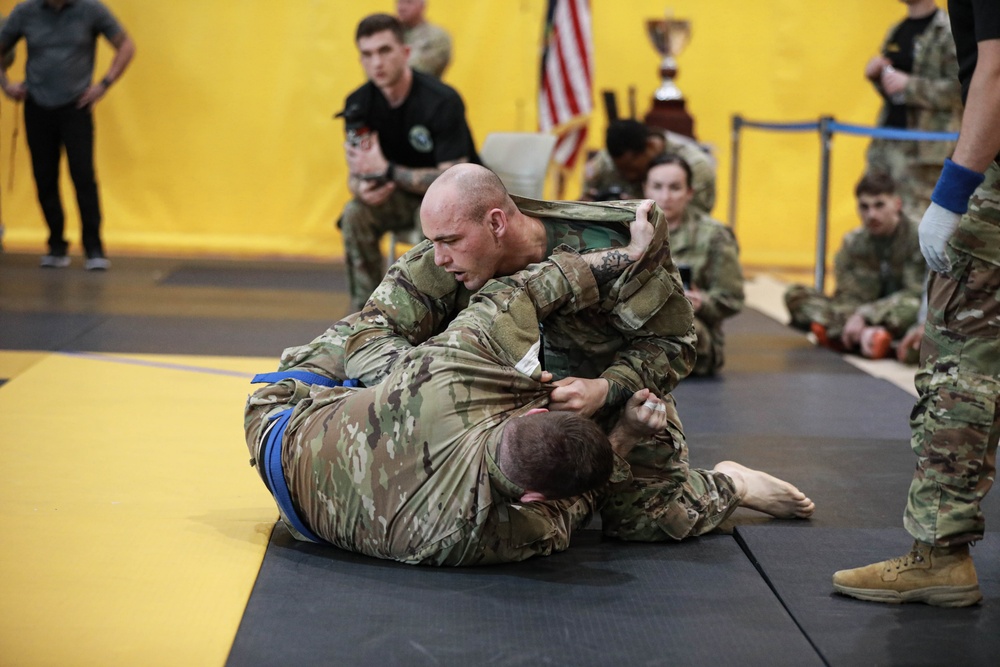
left=918, top=202, right=960, bottom=274
left=921, top=158, right=987, bottom=275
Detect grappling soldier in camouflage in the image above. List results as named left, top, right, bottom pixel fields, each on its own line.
left=245, top=205, right=680, bottom=564
left=274, top=165, right=814, bottom=551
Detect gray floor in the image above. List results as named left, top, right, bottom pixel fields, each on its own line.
left=2, top=251, right=996, bottom=666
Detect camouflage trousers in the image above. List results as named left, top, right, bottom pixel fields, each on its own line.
left=784, top=285, right=915, bottom=339
left=339, top=190, right=423, bottom=312
left=691, top=316, right=724, bottom=377
left=904, top=163, right=1000, bottom=547
left=867, top=138, right=942, bottom=223
left=784, top=285, right=859, bottom=338
left=600, top=395, right=741, bottom=541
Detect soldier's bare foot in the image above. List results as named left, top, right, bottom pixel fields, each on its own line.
left=714, top=460, right=815, bottom=519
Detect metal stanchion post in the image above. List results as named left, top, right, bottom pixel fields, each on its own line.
left=728, top=115, right=742, bottom=233
left=815, top=116, right=834, bottom=292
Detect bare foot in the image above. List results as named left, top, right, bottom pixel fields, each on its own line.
left=714, top=460, right=815, bottom=519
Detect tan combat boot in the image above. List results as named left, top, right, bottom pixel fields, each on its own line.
left=832, top=541, right=982, bottom=607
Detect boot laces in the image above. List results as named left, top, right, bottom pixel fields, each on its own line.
left=888, top=545, right=926, bottom=571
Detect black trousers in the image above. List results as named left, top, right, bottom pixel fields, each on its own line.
left=24, top=96, right=103, bottom=257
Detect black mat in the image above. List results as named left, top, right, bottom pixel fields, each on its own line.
left=159, top=264, right=346, bottom=292
left=227, top=524, right=823, bottom=667
left=0, top=312, right=107, bottom=350
left=738, top=525, right=1000, bottom=666
left=64, top=314, right=337, bottom=357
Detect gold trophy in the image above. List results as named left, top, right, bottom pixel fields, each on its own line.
left=643, top=11, right=695, bottom=138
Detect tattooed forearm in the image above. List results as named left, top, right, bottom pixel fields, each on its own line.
left=583, top=248, right=635, bottom=284
left=394, top=159, right=467, bottom=194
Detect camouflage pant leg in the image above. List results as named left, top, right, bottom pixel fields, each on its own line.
left=784, top=284, right=857, bottom=337
left=690, top=316, right=721, bottom=376
left=339, top=191, right=422, bottom=311
left=904, top=249, right=1000, bottom=546
left=601, top=398, right=740, bottom=541
left=244, top=380, right=304, bottom=470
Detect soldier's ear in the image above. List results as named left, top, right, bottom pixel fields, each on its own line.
left=487, top=208, right=507, bottom=237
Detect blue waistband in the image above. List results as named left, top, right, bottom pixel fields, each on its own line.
left=260, top=408, right=326, bottom=544
left=252, top=370, right=360, bottom=387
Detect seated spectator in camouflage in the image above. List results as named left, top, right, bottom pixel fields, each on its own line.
left=784, top=172, right=926, bottom=359
left=247, top=200, right=814, bottom=566
left=279, top=165, right=814, bottom=546
left=582, top=119, right=716, bottom=215
left=396, top=0, right=451, bottom=79
left=644, top=154, right=744, bottom=376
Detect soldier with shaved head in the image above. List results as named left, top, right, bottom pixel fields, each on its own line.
left=281, top=164, right=814, bottom=546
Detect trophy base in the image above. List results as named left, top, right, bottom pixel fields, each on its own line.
left=644, top=99, right=695, bottom=139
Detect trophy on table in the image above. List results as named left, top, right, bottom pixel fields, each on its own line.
left=643, top=11, right=696, bottom=138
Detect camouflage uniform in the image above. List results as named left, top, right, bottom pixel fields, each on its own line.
left=582, top=131, right=717, bottom=215
left=340, top=190, right=423, bottom=312
left=904, top=161, right=1000, bottom=547
left=669, top=209, right=745, bottom=376
left=404, top=22, right=451, bottom=79
left=247, top=249, right=623, bottom=565
left=282, top=196, right=741, bottom=543
left=866, top=9, right=962, bottom=222
left=784, top=216, right=926, bottom=340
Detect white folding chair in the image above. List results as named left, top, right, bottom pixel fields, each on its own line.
left=479, top=131, right=557, bottom=199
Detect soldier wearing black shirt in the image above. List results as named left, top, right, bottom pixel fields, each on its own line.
left=338, top=13, right=477, bottom=311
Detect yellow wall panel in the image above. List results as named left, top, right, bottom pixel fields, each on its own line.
left=0, top=0, right=924, bottom=269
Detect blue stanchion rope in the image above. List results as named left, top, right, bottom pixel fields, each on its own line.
left=826, top=121, right=958, bottom=142
left=734, top=116, right=958, bottom=142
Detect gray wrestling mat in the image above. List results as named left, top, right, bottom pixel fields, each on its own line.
left=226, top=525, right=823, bottom=667
left=160, top=263, right=346, bottom=292
left=737, top=525, right=1000, bottom=666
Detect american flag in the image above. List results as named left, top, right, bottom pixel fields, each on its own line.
left=539, top=0, right=593, bottom=172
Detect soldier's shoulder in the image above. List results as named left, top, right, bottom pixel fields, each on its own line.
left=396, top=241, right=461, bottom=299
left=414, top=69, right=462, bottom=102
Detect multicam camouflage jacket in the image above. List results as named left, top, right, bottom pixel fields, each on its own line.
left=582, top=131, right=717, bottom=215
left=281, top=196, right=695, bottom=410
left=668, top=209, right=744, bottom=359
left=873, top=8, right=962, bottom=165
left=248, top=249, right=630, bottom=565
left=833, top=216, right=926, bottom=326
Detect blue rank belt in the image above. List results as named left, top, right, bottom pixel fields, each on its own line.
left=251, top=370, right=360, bottom=544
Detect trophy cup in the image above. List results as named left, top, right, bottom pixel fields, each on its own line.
left=643, top=11, right=695, bottom=138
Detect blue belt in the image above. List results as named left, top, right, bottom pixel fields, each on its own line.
left=252, top=370, right=360, bottom=543
left=251, top=370, right=359, bottom=388
left=259, top=408, right=325, bottom=543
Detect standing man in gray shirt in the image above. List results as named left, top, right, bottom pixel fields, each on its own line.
left=0, top=0, right=135, bottom=270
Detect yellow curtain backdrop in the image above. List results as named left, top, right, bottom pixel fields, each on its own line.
left=0, top=0, right=915, bottom=268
